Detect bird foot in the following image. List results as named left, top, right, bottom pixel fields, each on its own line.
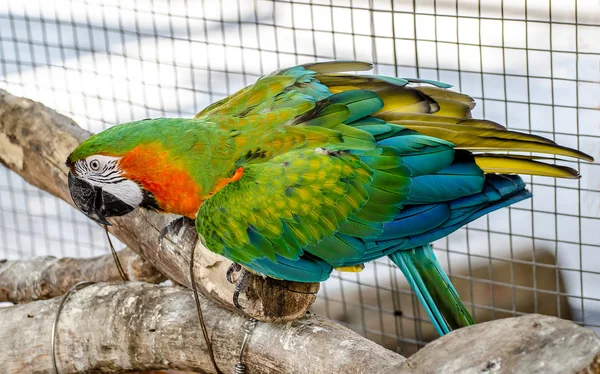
left=158, top=216, right=195, bottom=250
left=226, top=262, right=242, bottom=284
left=233, top=268, right=250, bottom=309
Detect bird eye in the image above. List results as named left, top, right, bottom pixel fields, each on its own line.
left=89, top=159, right=100, bottom=171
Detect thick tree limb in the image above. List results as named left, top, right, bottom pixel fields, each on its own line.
left=0, top=248, right=165, bottom=303
left=1, top=282, right=598, bottom=374
left=387, top=314, right=600, bottom=374
left=0, top=282, right=404, bottom=373
left=0, top=89, right=318, bottom=322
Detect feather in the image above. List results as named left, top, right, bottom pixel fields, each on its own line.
left=389, top=245, right=474, bottom=335
left=376, top=113, right=506, bottom=130
left=328, top=90, right=384, bottom=123
left=293, top=103, right=350, bottom=127
left=247, top=254, right=332, bottom=282
left=303, top=60, right=373, bottom=73
left=337, top=217, right=383, bottom=238
left=415, top=86, right=475, bottom=109
left=406, top=190, right=531, bottom=248
left=305, top=234, right=366, bottom=262
left=401, top=147, right=456, bottom=176
left=371, top=169, right=411, bottom=193
left=404, top=78, right=453, bottom=88
left=429, top=98, right=472, bottom=119
left=406, top=160, right=485, bottom=204
left=373, top=86, right=439, bottom=115
left=379, top=204, right=450, bottom=240
left=393, top=121, right=593, bottom=161
left=184, top=61, right=593, bottom=338
left=474, top=154, right=581, bottom=178
left=363, top=184, right=407, bottom=206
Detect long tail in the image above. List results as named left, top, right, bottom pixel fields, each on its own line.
left=389, top=244, right=474, bottom=335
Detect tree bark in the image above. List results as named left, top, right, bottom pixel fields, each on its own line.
left=0, top=248, right=165, bottom=303
left=388, top=314, right=600, bottom=374
left=0, top=89, right=318, bottom=322
left=1, top=282, right=598, bottom=374
left=0, top=282, right=404, bottom=374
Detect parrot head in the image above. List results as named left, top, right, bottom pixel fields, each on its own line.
left=65, top=120, right=207, bottom=225
left=66, top=153, right=149, bottom=225
left=65, top=122, right=163, bottom=225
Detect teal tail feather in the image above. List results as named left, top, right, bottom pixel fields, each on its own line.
left=389, top=244, right=474, bottom=335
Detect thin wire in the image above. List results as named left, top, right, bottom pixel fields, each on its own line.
left=51, top=281, right=95, bottom=374
left=234, top=318, right=258, bottom=374
left=189, top=234, right=223, bottom=374
left=574, top=0, right=585, bottom=328
left=104, top=225, right=128, bottom=282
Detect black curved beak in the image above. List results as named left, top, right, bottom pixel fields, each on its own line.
left=68, top=172, right=135, bottom=225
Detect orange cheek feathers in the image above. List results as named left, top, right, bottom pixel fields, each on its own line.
left=119, top=145, right=203, bottom=218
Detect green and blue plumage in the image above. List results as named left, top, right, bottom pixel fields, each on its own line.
left=73, top=61, right=593, bottom=336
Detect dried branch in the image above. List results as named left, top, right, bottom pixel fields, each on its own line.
left=0, top=89, right=318, bottom=322
left=388, top=314, right=600, bottom=373
left=1, top=282, right=597, bottom=374
left=0, top=282, right=404, bottom=374
left=0, top=248, right=165, bottom=303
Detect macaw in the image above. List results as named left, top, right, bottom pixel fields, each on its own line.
left=66, top=61, right=593, bottom=336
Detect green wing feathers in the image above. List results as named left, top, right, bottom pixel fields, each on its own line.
left=196, top=149, right=375, bottom=264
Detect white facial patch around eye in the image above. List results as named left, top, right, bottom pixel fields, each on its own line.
left=86, top=155, right=119, bottom=174
left=76, top=155, right=144, bottom=208
left=75, top=155, right=119, bottom=178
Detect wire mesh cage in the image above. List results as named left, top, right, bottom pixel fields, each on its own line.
left=1, top=0, right=598, bottom=358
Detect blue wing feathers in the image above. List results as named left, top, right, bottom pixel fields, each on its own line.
left=403, top=189, right=530, bottom=248
left=378, top=204, right=450, bottom=240
left=328, top=90, right=384, bottom=124
left=340, top=175, right=530, bottom=265
left=405, top=160, right=485, bottom=204
left=298, top=173, right=529, bottom=271
left=247, top=254, right=333, bottom=282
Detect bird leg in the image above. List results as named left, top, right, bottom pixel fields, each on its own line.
left=160, top=218, right=249, bottom=310
left=233, top=268, right=250, bottom=309
left=226, top=262, right=248, bottom=309
left=158, top=216, right=195, bottom=250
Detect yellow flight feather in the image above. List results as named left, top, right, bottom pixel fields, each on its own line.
left=392, top=121, right=593, bottom=161
left=474, top=155, right=581, bottom=179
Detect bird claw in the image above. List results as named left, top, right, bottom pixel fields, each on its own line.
left=233, top=268, right=250, bottom=309
left=226, top=262, right=247, bottom=309
left=158, top=216, right=195, bottom=250
left=226, top=263, right=242, bottom=284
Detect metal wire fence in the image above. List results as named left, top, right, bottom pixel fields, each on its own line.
left=0, top=0, right=598, bottom=357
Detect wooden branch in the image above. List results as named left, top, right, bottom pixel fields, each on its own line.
left=2, top=282, right=597, bottom=374
left=0, top=282, right=404, bottom=373
left=386, top=314, right=600, bottom=374
left=0, top=89, right=318, bottom=322
left=0, top=248, right=165, bottom=303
